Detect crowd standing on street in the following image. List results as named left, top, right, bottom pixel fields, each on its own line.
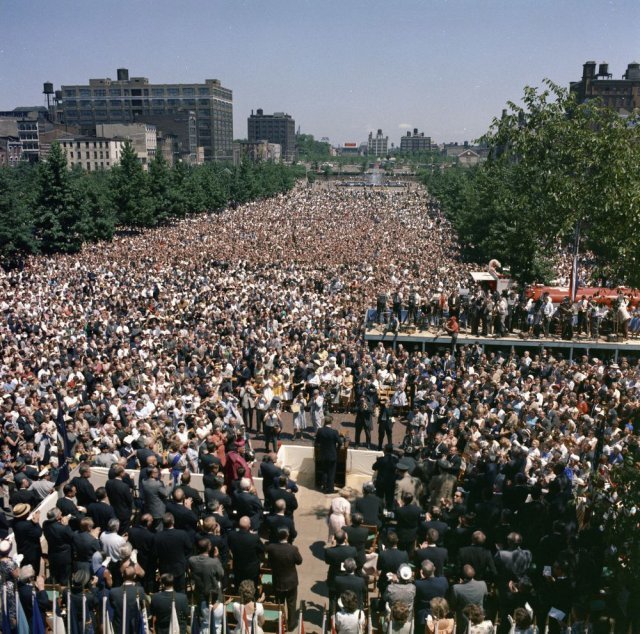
left=0, top=186, right=638, bottom=633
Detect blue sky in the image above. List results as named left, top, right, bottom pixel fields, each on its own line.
left=1, top=0, right=637, bottom=145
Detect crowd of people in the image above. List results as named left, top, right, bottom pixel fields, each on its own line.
left=0, top=185, right=638, bottom=634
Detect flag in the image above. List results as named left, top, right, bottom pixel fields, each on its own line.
left=55, top=460, right=70, bottom=487
left=169, top=600, right=180, bottom=634
left=84, top=594, right=95, bottom=634
left=16, top=589, right=30, bottom=634
left=103, top=597, right=115, bottom=634
left=55, top=392, right=72, bottom=459
left=190, top=606, right=201, bottom=634
left=32, top=593, right=46, bottom=634
left=67, top=590, right=80, bottom=634
left=1, top=586, right=11, bottom=634
left=137, top=601, right=149, bottom=634
left=569, top=253, right=579, bottom=302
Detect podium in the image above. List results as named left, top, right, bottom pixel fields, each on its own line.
left=314, top=444, right=349, bottom=488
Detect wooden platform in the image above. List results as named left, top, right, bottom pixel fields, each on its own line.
left=364, top=325, right=640, bottom=361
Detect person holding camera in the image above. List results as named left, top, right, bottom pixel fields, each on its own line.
left=263, top=406, right=282, bottom=453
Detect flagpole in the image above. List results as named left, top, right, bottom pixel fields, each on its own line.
left=67, top=590, right=72, bottom=634
left=122, top=587, right=127, bottom=634
left=103, top=596, right=107, bottom=634
left=83, top=593, right=87, bottom=634
left=52, top=590, right=58, bottom=634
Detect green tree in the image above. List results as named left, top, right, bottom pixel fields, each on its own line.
left=0, top=167, right=36, bottom=263
left=480, top=81, right=640, bottom=285
left=109, top=140, right=154, bottom=226
left=33, top=142, right=87, bottom=253
left=148, top=152, right=174, bottom=223
left=73, top=171, right=115, bottom=242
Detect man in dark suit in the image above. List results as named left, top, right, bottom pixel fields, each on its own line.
left=414, top=528, right=448, bottom=577
left=105, top=465, right=134, bottom=533
left=343, top=513, right=369, bottom=570
left=314, top=416, right=341, bottom=493
left=418, top=505, right=449, bottom=544
left=414, top=560, right=449, bottom=624
left=56, top=483, right=86, bottom=531
left=109, top=565, right=148, bottom=634
left=259, top=453, right=282, bottom=500
left=324, top=530, right=357, bottom=609
left=12, top=504, right=42, bottom=574
left=376, top=531, right=409, bottom=595
left=457, top=530, right=497, bottom=582
left=265, top=476, right=298, bottom=516
left=150, top=573, right=190, bottom=634
left=70, top=463, right=97, bottom=508
left=394, top=492, right=422, bottom=556
left=372, top=444, right=398, bottom=509
left=72, top=517, right=101, bottom=573
left=265, top=527, right=303, bottom=631
left=232, top=479, right=264, bottom=531
left=153, top=512, right=193, bottom=592
left=334, top=558, right=368, bottom=608
left=43, top=508, right=74, bottom=585
left=264, top=499, right=297, bottom=543
left=353, top=482, right=383, bottom=528
left=166, top=488, right=198, bottom=536
left=86, top=487, right=116, bottom=533
left=227, top=515, right=265, bottom=589
left=176, top=470, right=204, bottom=516
left=128, top=514, right=157, bottom=593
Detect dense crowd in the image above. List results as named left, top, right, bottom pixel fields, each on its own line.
left=0, top=185, right=638, bottom=634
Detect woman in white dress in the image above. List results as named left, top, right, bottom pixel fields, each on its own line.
left=231, top=580, right=265, bottom=634
left=291, top=392, right=308, bottom=439
left=335, top=590, right=366, bottom=634
left=327, top=489, right=351, bottom=544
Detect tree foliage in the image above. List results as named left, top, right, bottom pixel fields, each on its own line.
left=423, top=81, right=640, bottom=285
left=0, top=142, right=304, bottom=268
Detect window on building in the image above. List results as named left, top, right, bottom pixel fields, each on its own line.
left=64, top=89, right=77, bottom=97
left=167, top=87, right=179, bottom=96
left=79, top=89, right=91, bottom=97
left=182, top=87, right=195, bottom=96
left=93, top=89, right=106, bottom=97
left=109, top=88, right=122, bottom=96
left=151, top=88, right=165, bottom=96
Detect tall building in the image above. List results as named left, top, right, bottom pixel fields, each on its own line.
left=367, top=129, right=388, bottom=156
left=570, top=61, right=640, bottom=113
left=56, top=68, right=233, bottom=161
left=247, top=109, right=296, bottom=162
left=400, top=128, right=431, bottom=153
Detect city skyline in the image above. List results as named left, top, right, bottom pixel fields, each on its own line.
left=1, top=0, right=638, bottom=146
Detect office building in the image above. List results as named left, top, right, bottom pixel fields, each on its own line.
left=56, top=68, right=232, bottom=161
left=58, top=137, right=126, bottom=171
left=247, top=109, right=296, bottom=162
left=400, top=128, right=431, bottom=153
left=134, top=112, right=198, bottom=164
left=367, top=129, right=388, bottom=156
left=96, top=123, right=157, bottom=168
left=0, top=137, right=22, bottom=167
left=0, top=107, right=80, bottom=163
left=570, top=61, right=640, bottom=113
left=233, top=140, right=282, bottom=164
